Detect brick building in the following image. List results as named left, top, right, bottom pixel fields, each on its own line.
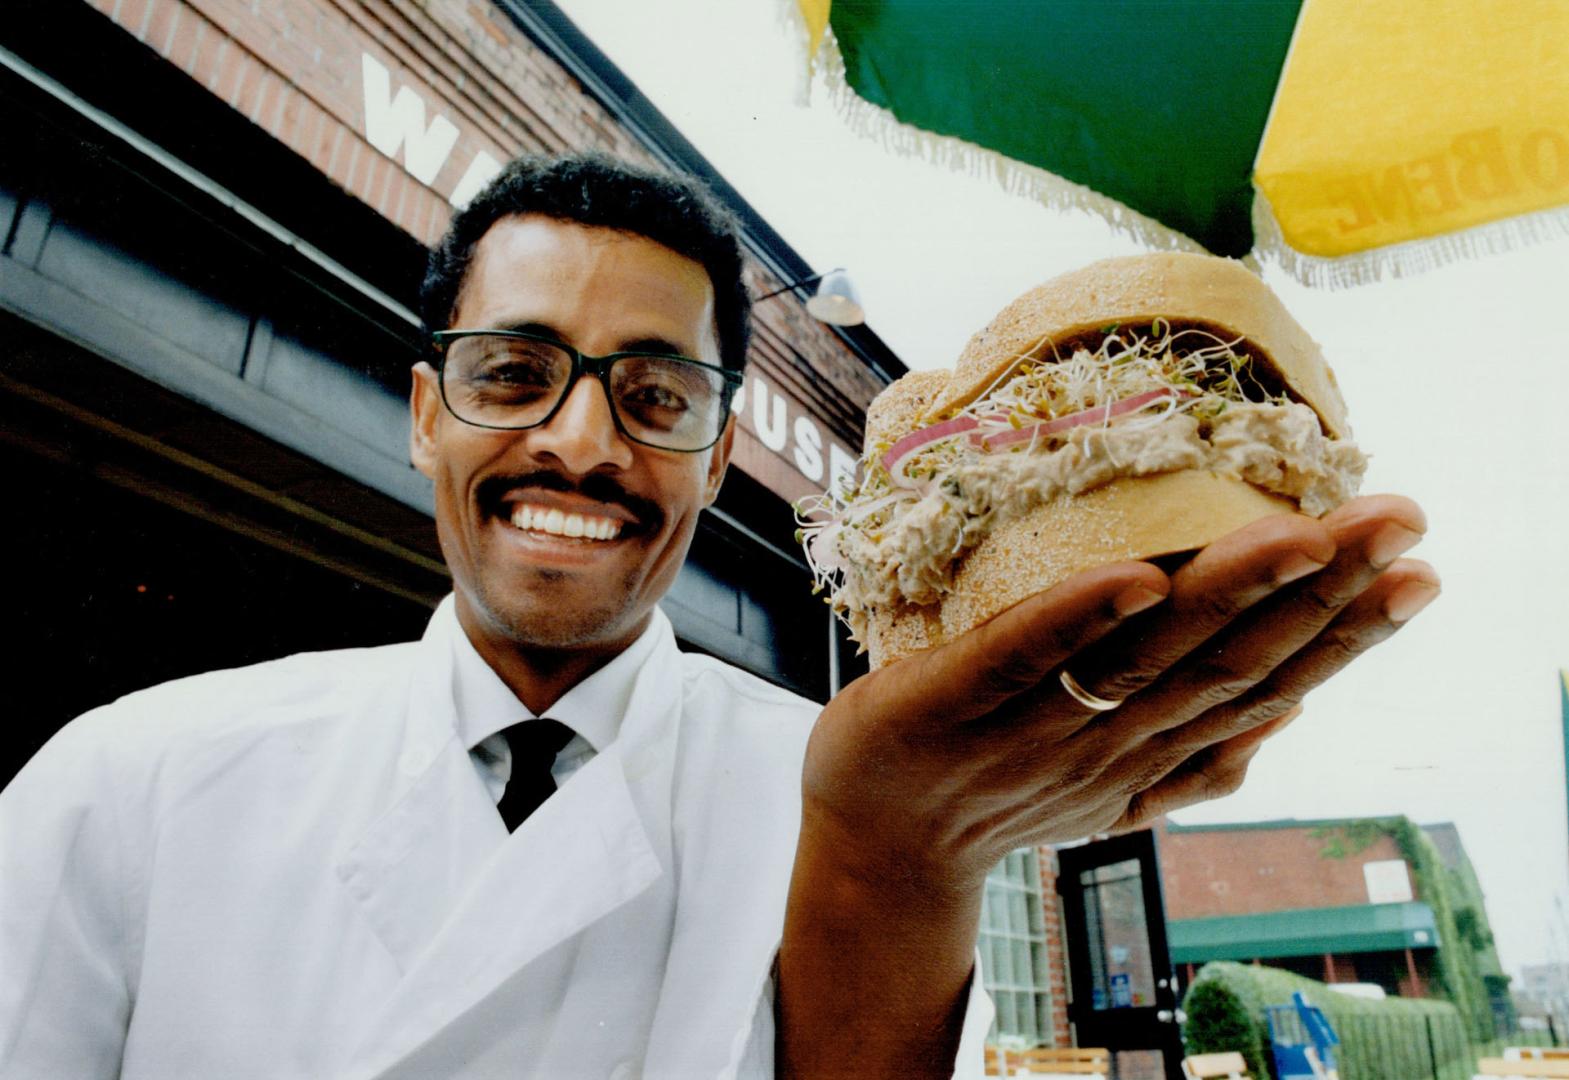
left=1159, top=818, right=1443, bottom=997
left=0, top=0, right=906, bottom=786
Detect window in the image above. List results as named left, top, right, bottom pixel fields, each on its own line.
left=979, top=848, right=1054, bottom=1045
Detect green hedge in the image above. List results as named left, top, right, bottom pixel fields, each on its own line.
left=1182, top=962, right=1473, bottom=1080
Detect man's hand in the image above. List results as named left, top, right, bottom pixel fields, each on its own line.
left=777, top=494, right=1437, bottom=1078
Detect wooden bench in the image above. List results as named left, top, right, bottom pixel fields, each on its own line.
left=1182, top=1051, right=1252, bottom=1079
left=1476, top=1059, right=1569, bottom=1078
left=1016, top=1047, right=1110, bottom=1075
left=984, top=1045, right=1110, bottom=1076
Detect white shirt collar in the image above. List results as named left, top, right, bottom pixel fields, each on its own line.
left=441, top=596, right=668, bottom=754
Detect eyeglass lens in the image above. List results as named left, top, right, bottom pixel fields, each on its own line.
left=441, top=334, right=728, bottom=451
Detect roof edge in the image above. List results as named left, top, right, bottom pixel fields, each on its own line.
left=497, top=0, right=908, bottom=385
left=1167, top=816, right=1411, bottom=834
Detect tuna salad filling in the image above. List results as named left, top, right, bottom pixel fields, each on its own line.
left=797, top=323, right=1367, bottom=640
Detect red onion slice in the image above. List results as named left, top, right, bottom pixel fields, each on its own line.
left=880, top=415, right=980, bottom=485
left=970, top=387, right=1187, bottom=451
left=876, top=387, right=1191, bottom=490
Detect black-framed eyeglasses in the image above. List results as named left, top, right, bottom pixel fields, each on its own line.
left=431, top=330, right=743, bottom=453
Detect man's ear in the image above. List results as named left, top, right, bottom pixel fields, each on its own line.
left=703, top=413, right=737, bottom=506
left=409, top=361, right=442, bottom=480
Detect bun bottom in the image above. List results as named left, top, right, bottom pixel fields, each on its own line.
left=865, top=470, right=1297, bottom=669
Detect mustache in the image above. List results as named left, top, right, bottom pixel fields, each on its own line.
left=476, top=470, right=663, bottom=529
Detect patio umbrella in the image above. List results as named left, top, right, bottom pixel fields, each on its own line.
left=790, top=0, right=1569, bottom=286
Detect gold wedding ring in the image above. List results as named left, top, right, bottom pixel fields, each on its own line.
left=1058, top=668, right=1124, bottom=712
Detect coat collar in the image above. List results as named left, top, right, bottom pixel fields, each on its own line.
left=447, top=597, right=667, bottom=755
left=334, top=600, right=684, bottom=1078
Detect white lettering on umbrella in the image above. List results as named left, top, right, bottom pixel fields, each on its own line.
left=791, top=415, right=824, bottom=483
left=360, top=53, right=459, bottom=186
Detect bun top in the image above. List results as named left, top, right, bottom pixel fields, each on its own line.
left=864, top=368, right=950, bottom=451
left=928, top=253, right=1351, bottom=439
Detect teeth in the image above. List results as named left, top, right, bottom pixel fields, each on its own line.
left=509, top=503, right=623, bottom=541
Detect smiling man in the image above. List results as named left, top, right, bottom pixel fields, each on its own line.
left=413, top=210, right=736, bottom=705
left=0, top=153, right=1438, bottom=1080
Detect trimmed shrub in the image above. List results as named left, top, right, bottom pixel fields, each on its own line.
left=1182, top=976, right=1270, bottom=1078
left=1182, top=961, right=1472, bottom=1080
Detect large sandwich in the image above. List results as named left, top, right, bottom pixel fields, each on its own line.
left=799, top=252, right=1368, bottom=669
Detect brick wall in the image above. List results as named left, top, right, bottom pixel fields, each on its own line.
left=88, top=0, right=648, bottom=245
left=78, top=0, right=882, bottom=503
left=1158, top=823, right=1412, bottom=920
left=1035, top=845, right=1073, bottom=1046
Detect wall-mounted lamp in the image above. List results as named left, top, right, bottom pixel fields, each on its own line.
left=755, top=268, right=865, bottom=327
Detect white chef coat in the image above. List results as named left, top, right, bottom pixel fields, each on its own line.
left=0, top=597, right=993, bottom=1079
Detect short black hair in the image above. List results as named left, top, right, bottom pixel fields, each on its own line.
left=421, top=152, right=751, bottom=371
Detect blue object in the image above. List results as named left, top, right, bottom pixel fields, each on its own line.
left=1294, top=991, right=1340, bottom=1063
left=1110, top=973, right=1132, bottom=1008
left=1265, top=993, right=1340, bottom=1079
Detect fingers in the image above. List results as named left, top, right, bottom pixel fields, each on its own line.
left=1119, top=500, right=1427, bottom=737
left=1321, top=493, right=1427, bottom=564
left=1039, top=495, right=1430, bottom=829
left=866, top=561, right=1169, bottom=727
left=1215, top=556, right=1439, bottom=720
left=1121, top=556, right=1437, bottom=799
left=1051, top=511, right=1337, bottom=713
left=1025, top=513, right=1333, bottom=737
left=1116, top=705, right=1303, bottom=830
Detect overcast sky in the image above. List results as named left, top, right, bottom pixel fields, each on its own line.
left=553, top=0, right=1569, bottom=980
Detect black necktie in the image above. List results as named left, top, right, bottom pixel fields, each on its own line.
left=495, top=719, right=575, bottom=832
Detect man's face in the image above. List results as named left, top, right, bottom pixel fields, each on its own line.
left=410, top=214, right=734, bottom=658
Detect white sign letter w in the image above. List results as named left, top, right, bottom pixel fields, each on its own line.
left=360, top=53, right=459, bottom=186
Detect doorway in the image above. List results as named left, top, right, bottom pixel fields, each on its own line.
left=1057, top=830, right=1185, bottom=1080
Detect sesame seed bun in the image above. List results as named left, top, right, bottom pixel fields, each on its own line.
left=861, top=253, right=1347, bottom=669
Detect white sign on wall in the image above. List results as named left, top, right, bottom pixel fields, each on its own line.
left=1364, top=860, right=1415, bottom=904
left=361, top=53, right=502, bottom=209
left=732, top=374, right=858, bottom=495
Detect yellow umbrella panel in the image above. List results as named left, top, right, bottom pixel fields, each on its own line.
left=796, top=0, right=1569, bottom=286
left=1256, top=0, right=1569, bottom=282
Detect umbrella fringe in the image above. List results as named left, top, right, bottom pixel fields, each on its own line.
left=1252, top=193, right=1569, bottom=290
left=774, top=0, right=817, bottom=107
left=808, top=24, right=1205, bottom=257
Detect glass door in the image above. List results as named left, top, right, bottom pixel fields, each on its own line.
left=1057, top=830, right=1184, bottom=1080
